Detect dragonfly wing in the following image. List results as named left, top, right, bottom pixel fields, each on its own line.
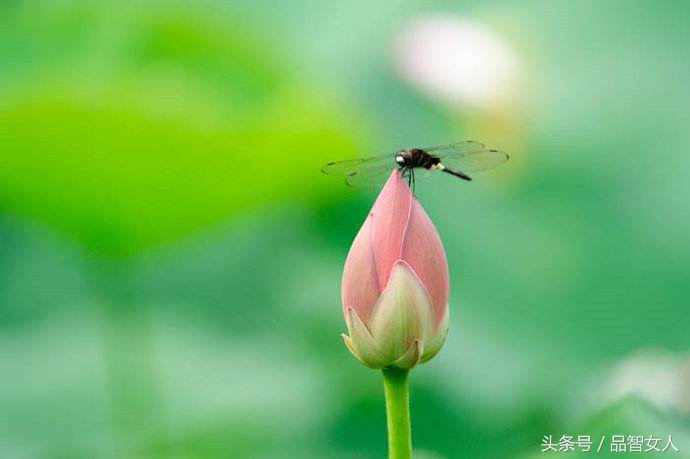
left=426, top=141, right=509, bottom=173
left=345, top=164, right=396, bottom=187
left=322, top=155, right=396, bottom=187
left=321, top=155, right=391, bottom=176
left=424, top=140, right=487, bottom=155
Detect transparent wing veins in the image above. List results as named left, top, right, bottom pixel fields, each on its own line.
left=321, top=155, right=395, bottom=188
left=320, top=155, right=393, bottom=176
left=425, top=141, right=509, bottom=173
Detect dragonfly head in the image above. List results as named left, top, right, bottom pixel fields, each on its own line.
left=395, top=151, right=407, bottom=166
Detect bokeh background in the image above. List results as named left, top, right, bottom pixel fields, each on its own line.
left=1, top=1, right=689, bottom=458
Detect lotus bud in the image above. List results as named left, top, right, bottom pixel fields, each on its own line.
left=341, top=171, right=450, bottom=369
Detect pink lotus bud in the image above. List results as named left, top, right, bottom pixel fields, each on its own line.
left=341, top=171, right=450, bottom=369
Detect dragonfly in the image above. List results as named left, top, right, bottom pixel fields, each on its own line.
left=321, top=140, right=509, bottom=189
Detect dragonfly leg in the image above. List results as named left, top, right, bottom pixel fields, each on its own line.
left=400, top=167, right=409, bottom=184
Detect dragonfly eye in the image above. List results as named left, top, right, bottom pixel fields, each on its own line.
left=395, top=154, right=405, bottom=165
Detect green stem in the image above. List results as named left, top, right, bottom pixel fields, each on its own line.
left=382, top=368, right=412, bottom=459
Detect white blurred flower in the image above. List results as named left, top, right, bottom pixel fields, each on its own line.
left=393, top=14, right=520, bottom=109
left=601, top=350, right=690, bottom=414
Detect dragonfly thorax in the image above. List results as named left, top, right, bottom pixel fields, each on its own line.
left=397, top=148, right=440, bottom=170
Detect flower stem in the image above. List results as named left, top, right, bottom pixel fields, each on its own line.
left=382, top=368, right=412, bottom=459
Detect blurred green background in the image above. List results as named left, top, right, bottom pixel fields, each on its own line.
left=1, top=0, right=689, bottom=458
